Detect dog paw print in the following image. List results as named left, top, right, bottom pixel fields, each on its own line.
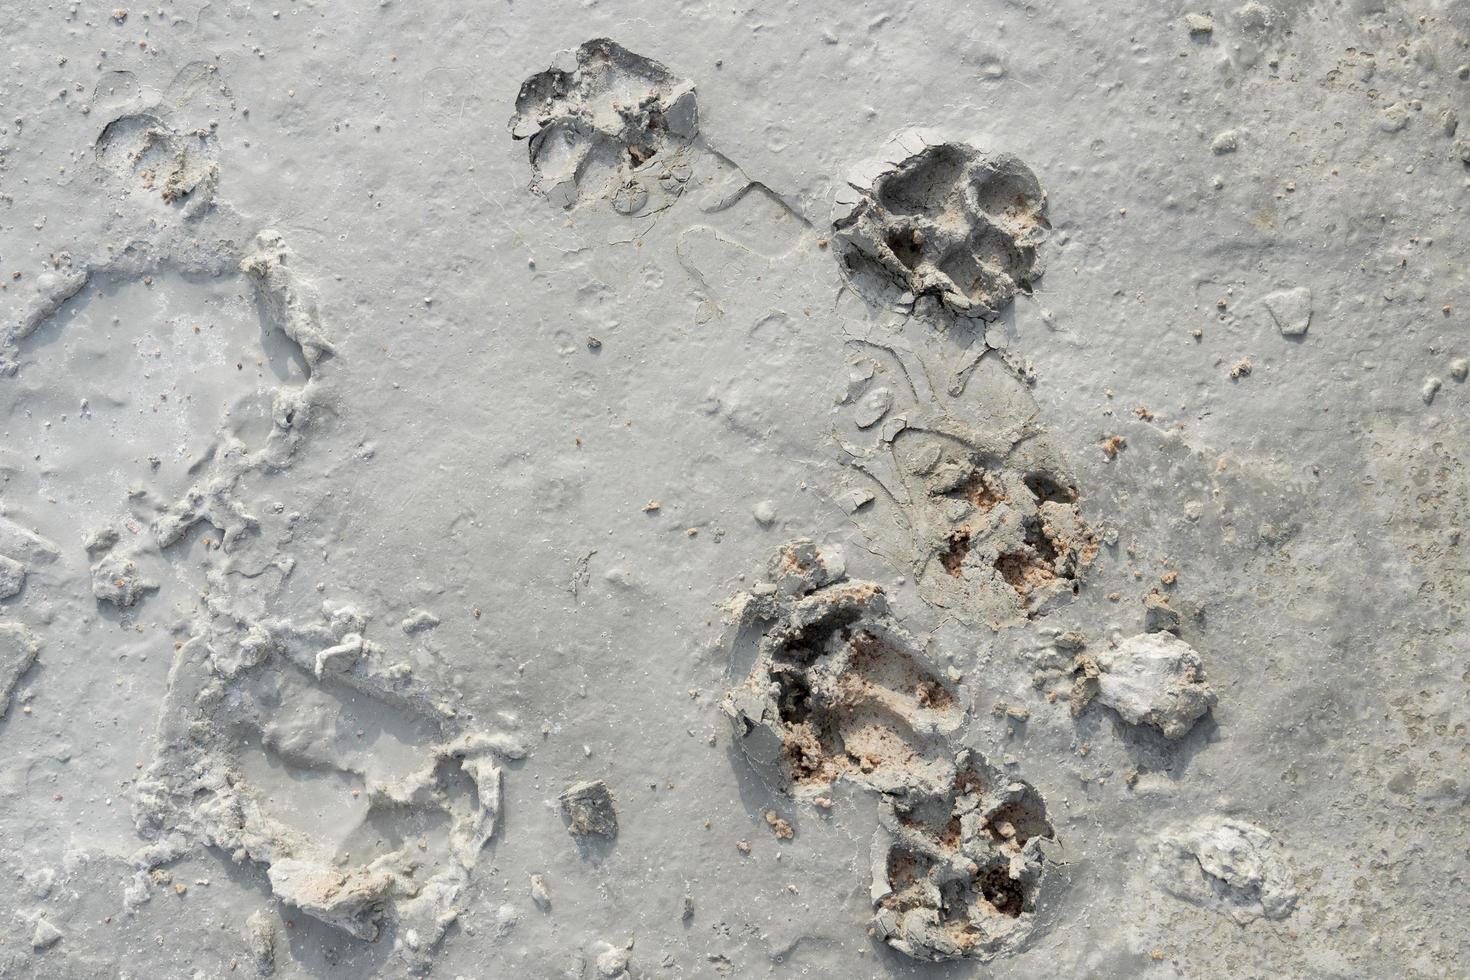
left=833, top=131, right=1048, bottom=320
left=510, top=38, right=698, bottom=211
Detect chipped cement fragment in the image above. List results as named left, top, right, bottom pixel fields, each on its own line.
left=1, top=623, right=41, bottom=718
left=752, top=500, right=777, bottom=526
left=560, top=779, right=619, bottom=838
left=1262, top=286, right=1312, bottom=337
left=840, top=486, right=875, bottom=513
left=592, top=939, right=634, bottom=978
left=266, top=859, right=392, bottom=941
left=1074, top=633, right=1216, bottom=739
left=1378, top=103, right=1411, bottom=133
left=82, top=526, right=119, bottom=558
left=1184, top=13, right=1215, bottom=35
left=1423, top=377, right=1442, bottom=404
left=0, top=519, right=60, bottom=567
left=1450, top=358, right=1468, bottom=383
left=1143, top=592, right=1181, bottom=634
left=833, top=131, right=1048, bottom=319
left=529, top=873, right=552, bottom=911
left=1211, top=130, right=1240, bottom=154
left=30, top=918, right=63, bottom=951
left=510, top=38, right=697, bottom=210
left=89, top=552, right=158, bottom=607
left=0, top=555, right=24, bottom=599
left=853, top=385, right=894, bottom=428
left=1154, top=817, right=1297, bottom=924
left=245, top=910, right=277, bottom=976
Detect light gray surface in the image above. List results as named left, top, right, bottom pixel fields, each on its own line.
left=1, top=2, right=1467, bottom=978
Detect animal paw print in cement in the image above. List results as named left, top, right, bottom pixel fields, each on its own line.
left=510, top=38, right=698, bottom=211
left=721, top=541, right=1058, bottom=962
left=833, top=131, right=1048, bottom=319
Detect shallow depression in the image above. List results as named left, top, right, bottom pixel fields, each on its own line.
left=5, top=268, right=309, bottom=536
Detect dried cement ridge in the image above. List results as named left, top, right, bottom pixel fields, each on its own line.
left=510, top=38, right=698, bottom=211
left=722, top=540, right=1056, bottom=961
left=0, top=622, right=40, bottom=719
left=833, top=130, right=1048, bottom=320
left=16, top=223, right=332, bottom=622
left=132, top=602, right=525, bottom=965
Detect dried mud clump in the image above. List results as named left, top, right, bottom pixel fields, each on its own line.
left=265, top=860, right=392, bottom=942
left=0, top=555, right=25, bottom=599
left=833, top=131, right=1048, bottom=319
left=88, top=550, right=159, bottom=608
left=509, top=38, right=698, bottom=210
left=721, top=541, right=1057, bottom=962
left=871, top=751, right=1054, bottom=962
left=1071, top=632, right=1217, bottom=739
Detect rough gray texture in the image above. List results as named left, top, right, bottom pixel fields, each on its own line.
left=1153, top=817, right=1299, bottom=925
left=1, top=3, right=1468, bottom=978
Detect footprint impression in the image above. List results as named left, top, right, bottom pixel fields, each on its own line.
left=510, top=40, right=1081, bottom=963
left=3, top=92, right=520, bottom=974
